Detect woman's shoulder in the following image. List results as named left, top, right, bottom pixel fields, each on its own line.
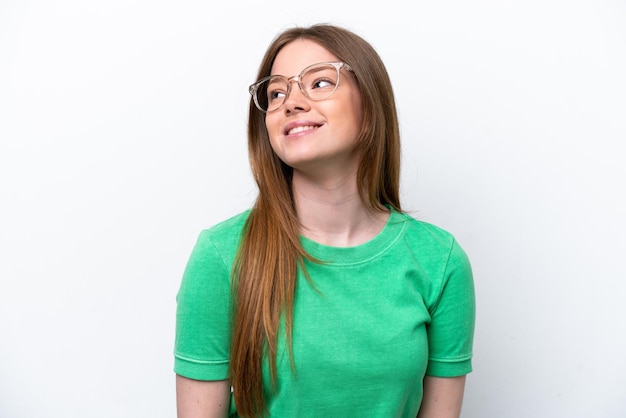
left=395, top=210, right=472, bottom=275
left=396, top=211, right=457, bottom=245
left=195, top=209, right=251, bottom=251
left=395, top=210, right=470, bottom=259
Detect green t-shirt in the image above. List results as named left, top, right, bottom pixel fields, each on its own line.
left=175, top=208, right=475, bottom=417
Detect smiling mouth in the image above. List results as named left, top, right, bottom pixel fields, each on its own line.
left=286, top=125, right=319, bottom=135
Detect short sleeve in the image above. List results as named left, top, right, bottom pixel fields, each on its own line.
left=425, top=239, right=476, bottom=377
left=174, top=230, right=233, bottom=380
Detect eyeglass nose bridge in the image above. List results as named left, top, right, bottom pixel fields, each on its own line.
left=281, top=75, right=309, bottom=104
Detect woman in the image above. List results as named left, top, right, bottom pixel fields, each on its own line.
left=175, top=24, right=475, bottom=418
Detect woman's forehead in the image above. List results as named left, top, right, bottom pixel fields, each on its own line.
left=271, top=39, right=338, bottom=76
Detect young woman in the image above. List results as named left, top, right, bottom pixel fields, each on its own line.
left=175, top=24, right=475, bottom=418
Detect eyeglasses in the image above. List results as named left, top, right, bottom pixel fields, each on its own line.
left=249, top=61, right=353, bottom=113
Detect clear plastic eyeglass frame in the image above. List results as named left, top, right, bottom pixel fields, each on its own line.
left=249, top=61, right=353, bottom=113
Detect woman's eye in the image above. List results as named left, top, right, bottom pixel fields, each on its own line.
left=312, top=79, right=334, bottom=89
left=268, top=90, right=286, bottom=101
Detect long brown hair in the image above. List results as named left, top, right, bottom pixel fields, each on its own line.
left=230, top=23, right=402, bottom=417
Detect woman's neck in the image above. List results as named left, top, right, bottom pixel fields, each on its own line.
left=292, top=170, right=389, bottom=247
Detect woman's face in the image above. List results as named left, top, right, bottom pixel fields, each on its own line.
left=264, top=39, right=363, bottom=176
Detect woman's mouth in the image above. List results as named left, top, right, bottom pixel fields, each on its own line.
left=286, top=125, right=319, bottom=135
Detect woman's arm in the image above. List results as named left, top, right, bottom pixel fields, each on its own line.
left=176, top=375, right=231, bottom=418
left=417, top=375, right=467, bottom=418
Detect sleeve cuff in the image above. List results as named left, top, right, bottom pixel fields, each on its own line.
left=174, top=353, right=230, bottom=381
left=425, top=356, right=472, bottom=377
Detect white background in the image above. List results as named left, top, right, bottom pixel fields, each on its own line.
left=1, top=0, right=625, bottom=417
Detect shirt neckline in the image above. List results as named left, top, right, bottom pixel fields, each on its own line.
left=300, top=208, right=407, bottom=266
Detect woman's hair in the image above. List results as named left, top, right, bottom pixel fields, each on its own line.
left=230, top=23, right=402, bottom=417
